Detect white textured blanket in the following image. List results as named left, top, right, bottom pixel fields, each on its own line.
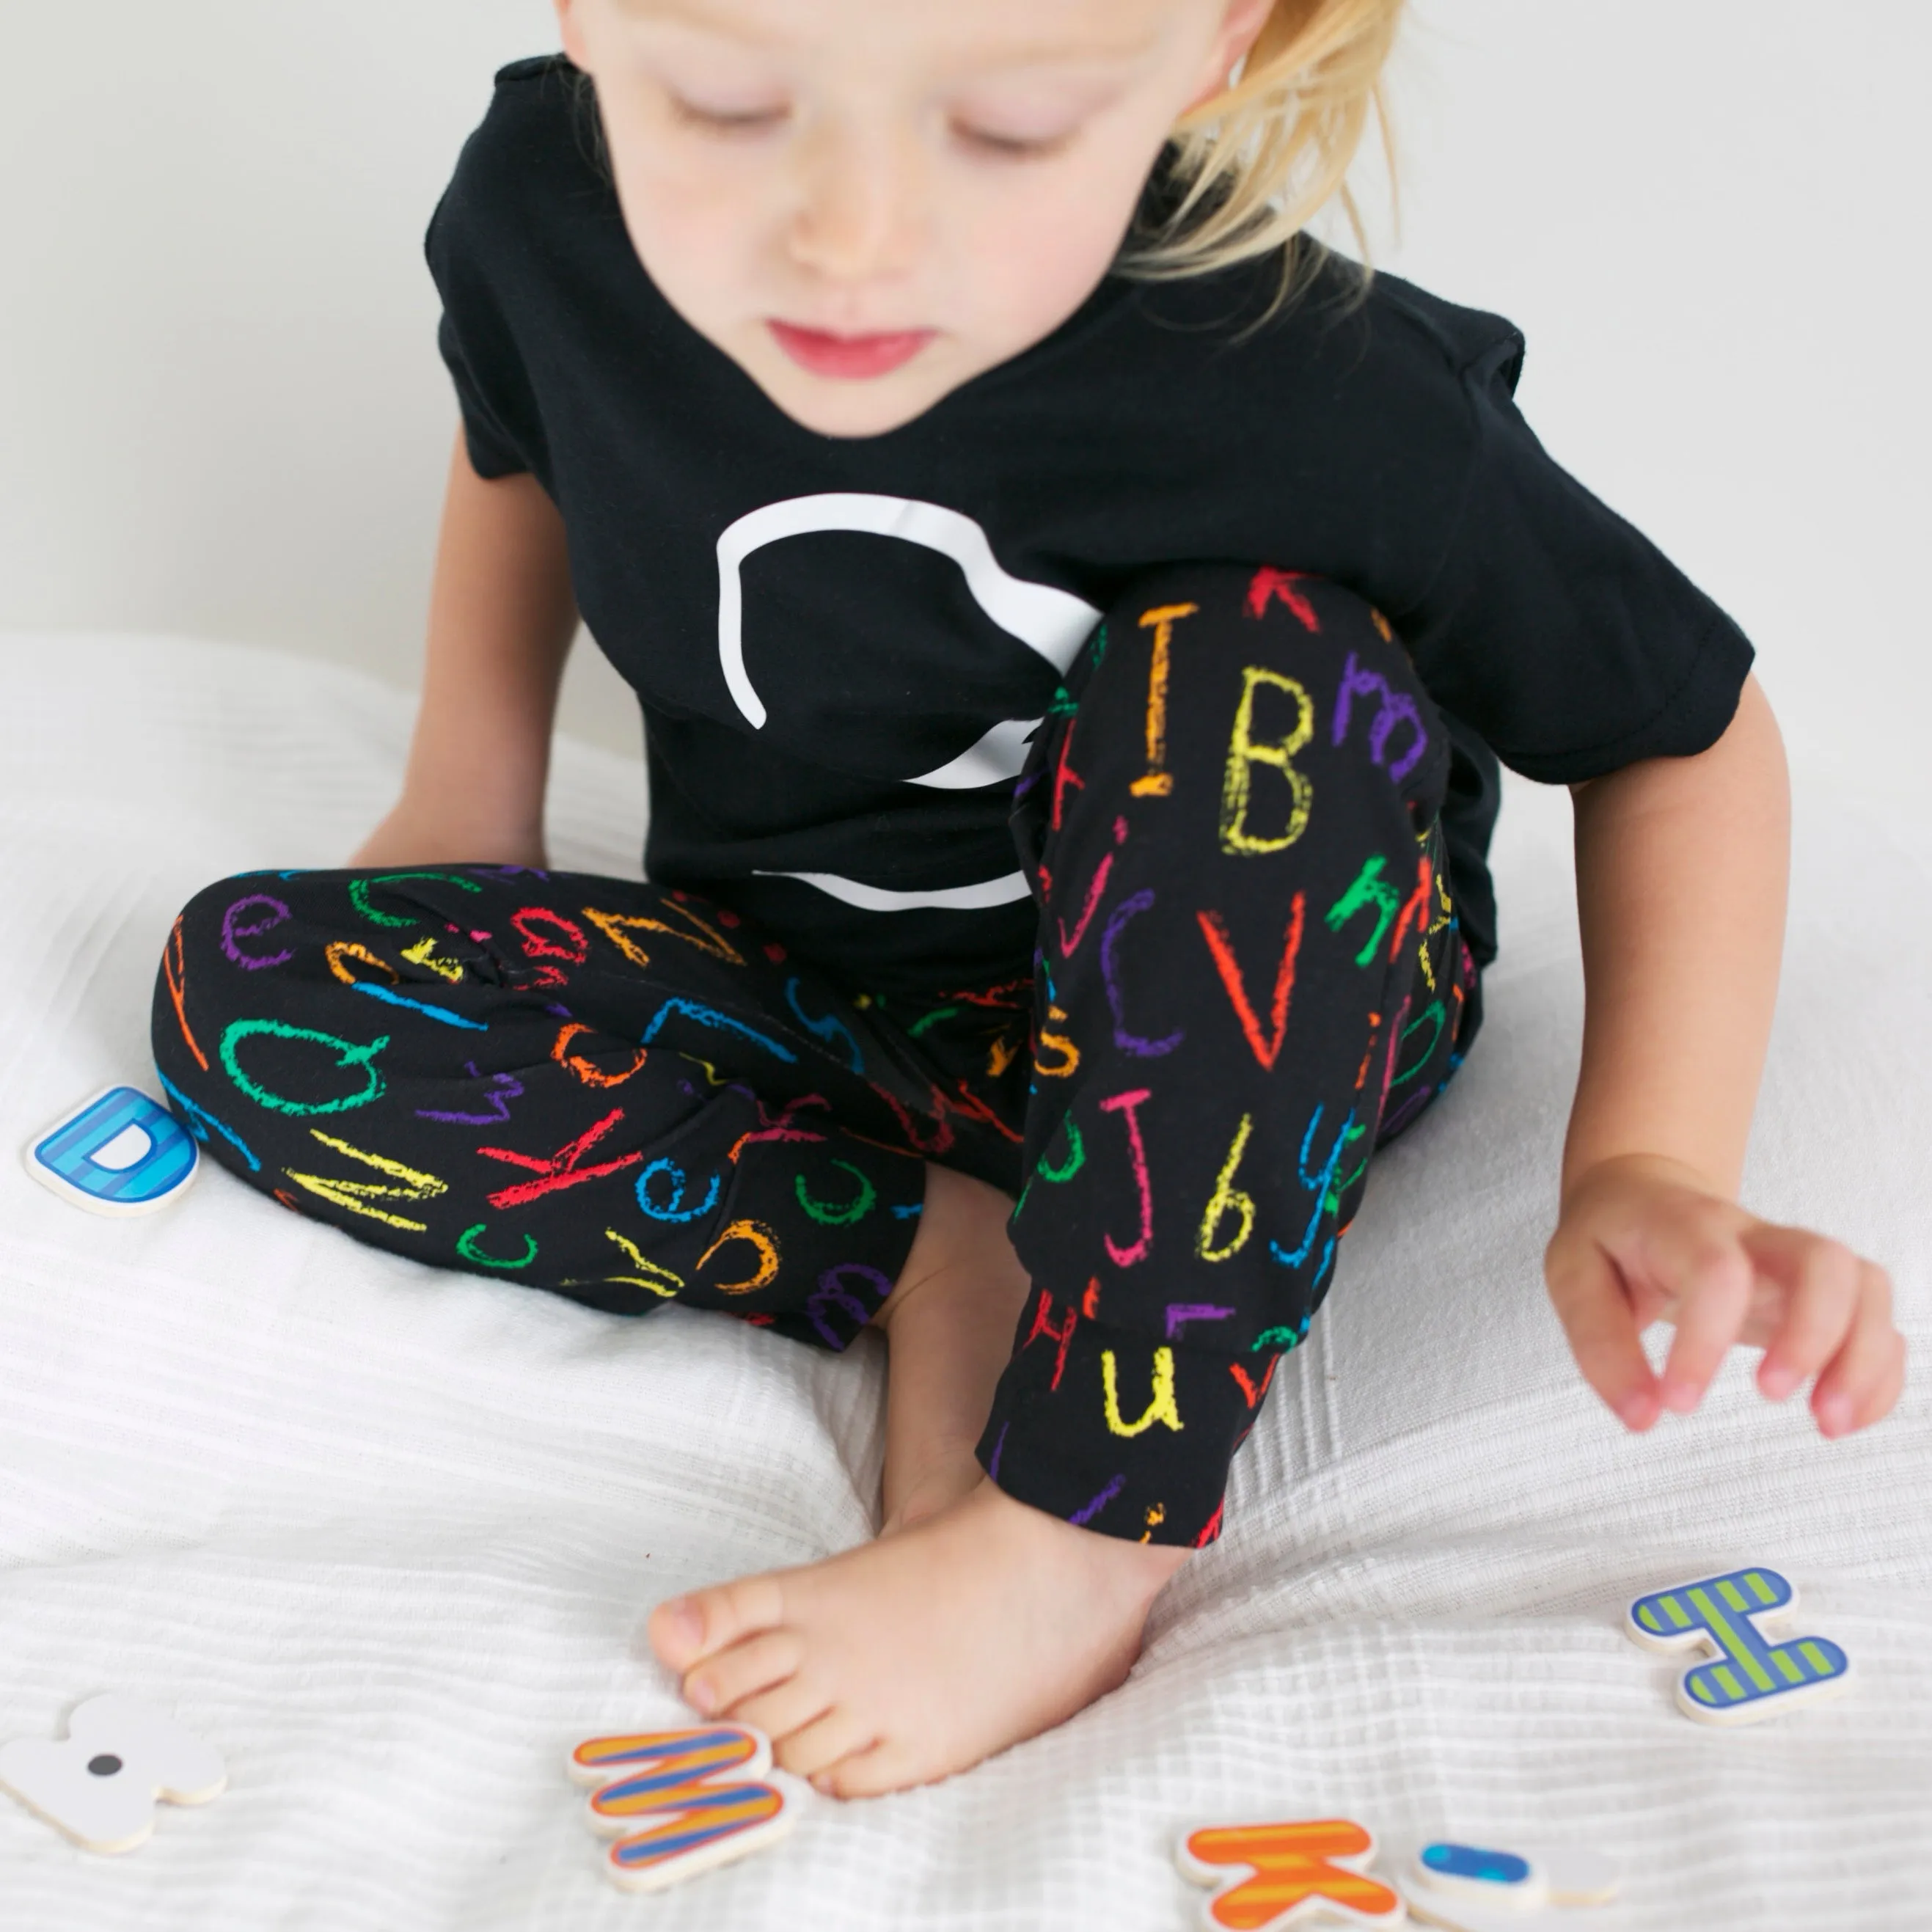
left=1, top=634, right=1926, bottom=1930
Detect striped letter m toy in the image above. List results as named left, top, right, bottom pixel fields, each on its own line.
left=1625, top=1567, right=1851, bottom=1726
left=567, top=1724, right=800, bottom=1892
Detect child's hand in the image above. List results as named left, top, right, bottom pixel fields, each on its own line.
left=1545, top=1153, right=1905, bottom=1439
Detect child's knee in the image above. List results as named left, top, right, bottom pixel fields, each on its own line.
left=167, top=875, right=305, bottom=991
left=152, top=874, right=307, bottom=1086
left=1085, top=562, right=1419, bottom=678
left=1058, top=563, right=1448, bottom=834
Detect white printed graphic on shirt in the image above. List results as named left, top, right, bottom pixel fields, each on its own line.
left=715, top=493, right=1100, bottom=781
left=747, top=868, right=1037, bottom=912
left=717, top=493, right=1103, bottom=912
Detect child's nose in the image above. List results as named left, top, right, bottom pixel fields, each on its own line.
left=786, top=120, right=925, bottom=288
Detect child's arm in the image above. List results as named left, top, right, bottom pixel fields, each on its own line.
left=1544, top=674, right=1906, bottom=1437
left=352, top=432, right=579, bottom=868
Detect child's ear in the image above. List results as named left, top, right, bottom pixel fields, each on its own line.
left=1185, top=0, right=1279, bottom=114
left=555, top=0, right=591, bottom=74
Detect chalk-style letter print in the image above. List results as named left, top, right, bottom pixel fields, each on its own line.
left=1220, top=667, right=1315, bottom=857
left=1331, top=651, right=1429, bottom=786
left=1177, top=1818, right=1406, bottom=1928
left=715, top=494, right=1099, bottom=912
left=1625, top=1566, right=1851, bottom=1725
left=25, top=1086, right=199, bottom=1218
left=568, top=1724, right=801, bottom=1892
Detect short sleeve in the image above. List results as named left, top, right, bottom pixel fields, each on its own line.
left=424, top=180, right=542, bottom=482
left=1405, top=334, right=1755, bottom=784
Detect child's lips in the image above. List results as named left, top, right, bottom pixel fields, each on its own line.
left=767, top=321, right=935, bottom=378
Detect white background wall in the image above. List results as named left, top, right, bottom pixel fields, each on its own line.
left=2, top=1, right=1927, bottom=789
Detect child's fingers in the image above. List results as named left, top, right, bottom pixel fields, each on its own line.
left=1748, top=1227, right=1864, bottom=1401
left=1545, top=1246, right=1660, bottom=1430
left=1651, top=1218, right=1754, bottom=1414
left=1810, top=1263, right=1906, bottom=1438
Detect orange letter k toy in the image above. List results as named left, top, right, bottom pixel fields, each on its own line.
left=1178, top=1818, right=1406, bottom=1928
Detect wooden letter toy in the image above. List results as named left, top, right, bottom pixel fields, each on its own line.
left=0, top=1695, right=226, bottom=1854
left=1402, top=1842, right=1621, bottom=1931
left=25, top=1086, right=198, bottom=1217
left=1177, top=1818, right=1406, bottom=1928
left=567, top=1723, right=800, bottom=1892
left=1625, top=1567, right=1850, bottom=1725
left=1413, top=1843, right=1549, bottom=1912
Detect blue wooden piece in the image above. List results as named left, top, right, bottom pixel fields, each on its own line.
left=26, top=1086, right=200, bottom=1216
left=1626, top=1566, right=1851, bottom=1725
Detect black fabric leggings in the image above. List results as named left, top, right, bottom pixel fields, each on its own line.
left=153, top=566, right=1479, bottom=1548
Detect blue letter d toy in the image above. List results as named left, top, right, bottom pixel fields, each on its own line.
left=25, top=1086, right=199, bottom=1217
left=1626, top=1566, right=1851, bottom=1726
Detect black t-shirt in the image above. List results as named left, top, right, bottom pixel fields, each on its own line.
left=426, top=54, right=1753, bottom=995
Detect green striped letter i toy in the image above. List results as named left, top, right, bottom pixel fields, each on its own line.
left=1625, top=1567, right=1851, bottom=1726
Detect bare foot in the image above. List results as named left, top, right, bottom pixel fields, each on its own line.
left=873, top=1163, right=1033, bottom=1533
left=648, top=1474, right=1188, bottom=1794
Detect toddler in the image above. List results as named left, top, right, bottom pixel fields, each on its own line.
left=153, top=0, right=1903, bottom=1796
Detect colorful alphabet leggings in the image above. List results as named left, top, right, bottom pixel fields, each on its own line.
left=152, top=564, right=1479, bottom=1549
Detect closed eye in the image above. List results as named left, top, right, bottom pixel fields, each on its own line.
left=951, top=121, right=1078, bottom=160
left=668, top=93, right=789, bottom=136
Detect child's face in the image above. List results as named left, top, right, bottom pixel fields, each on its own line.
left=555, top=0, right=1269, bottom=438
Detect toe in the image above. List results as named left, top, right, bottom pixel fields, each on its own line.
left=649, top=1573, right=788, bottom=1672
left=816, top=1737, right=924, bottom=1799
left=682, top=1629, right=802, bottom=1718
left=730, top=1672, right=836, bottom=1746
left=776, top=1705, right=876, bottom=1781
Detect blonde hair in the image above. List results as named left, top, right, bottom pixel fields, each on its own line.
left=1123, top=0, right=1405, bottom=293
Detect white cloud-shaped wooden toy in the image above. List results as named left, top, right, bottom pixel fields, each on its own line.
left=0, top=1696, right=227, bottom=1854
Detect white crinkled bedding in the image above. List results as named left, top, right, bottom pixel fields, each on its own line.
left=0, top=632, right=1926, bottom=1931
